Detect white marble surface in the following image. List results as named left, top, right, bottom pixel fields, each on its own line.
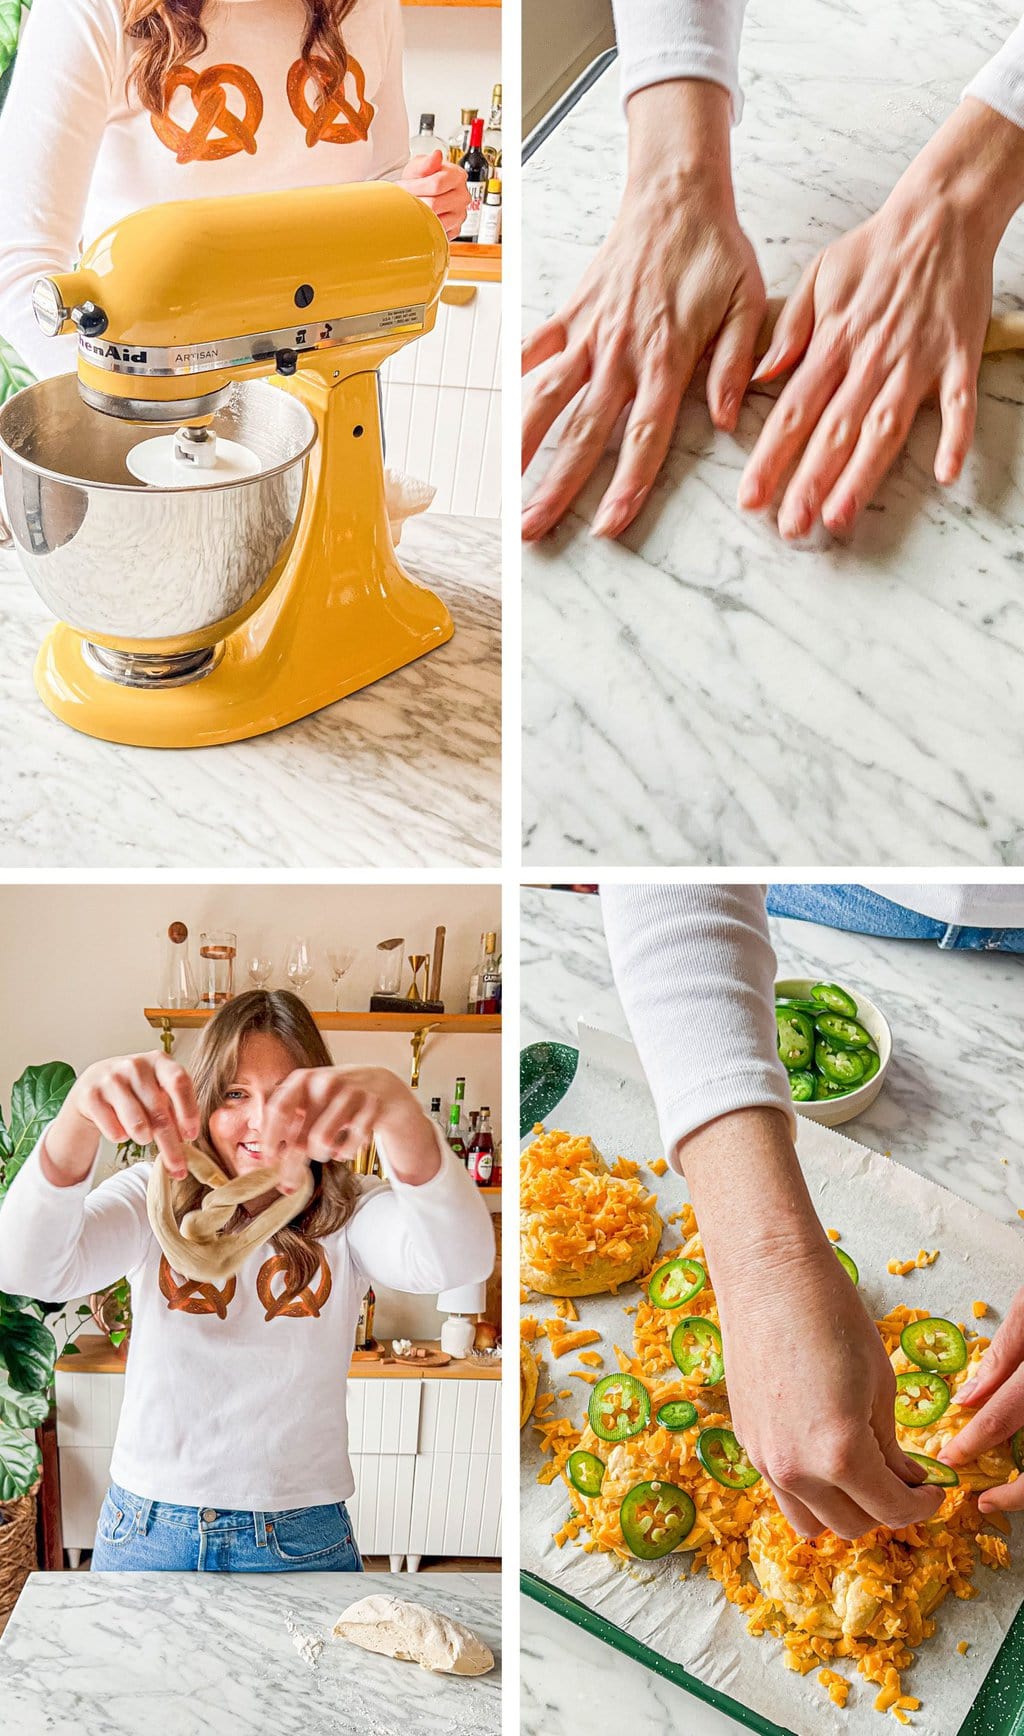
left=0, top=1570, right=500, bottom=1735
left=519, top=884, right=1024, bottom=1732
left=0, top=514, right=500, bottom=868
left=523, top=0, right=1024, bottom=866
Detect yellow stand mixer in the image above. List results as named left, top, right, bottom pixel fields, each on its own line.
left=0, top=181, right=453, bottom=748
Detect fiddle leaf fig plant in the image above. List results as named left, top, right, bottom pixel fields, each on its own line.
left=0, top=1060, right=75, bottom=1499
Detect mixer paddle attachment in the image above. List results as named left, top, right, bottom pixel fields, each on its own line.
left=125, top=423, right=262, bottom=489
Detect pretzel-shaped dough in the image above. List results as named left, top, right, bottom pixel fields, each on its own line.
left=146, top=1144, right=314, bottom=1284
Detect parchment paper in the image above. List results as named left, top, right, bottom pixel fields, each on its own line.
left=520, top=1023, right=1024, bottom=1736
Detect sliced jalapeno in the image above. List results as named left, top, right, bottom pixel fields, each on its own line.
left=814, top=1013, right=873, bottom=1051
left=696, top=1427, right=761, bottom=1490
left=814, top=1076, right=853, bottom=1100
left=619, top=1480, right=697, bottom=1560
left=776, top=997, right=824, bottom=1014
left=788, top=1070, right=816, bottom=1102
left=1013, top=1428, right=1024, bottom=1473
left=648, top=1256, right=706, bottom=1310
left=895, top=1371, right=950, bottom=1429
left=811, top=983, right=859, bottom=1018
left=670, top=1317, right=724, bottom=1386
left=900, top=1317, right=968, bottom=1376
left=815, top=1040, right=868, bottom=1087
left=567, top=1449, right=606, bottom=1497
left=656, top=1398, right=698, bottom=1431
left=776, top=1008, right=815, bottom=1071
left=834, top=1247, right=859, bottom=1285
left=859, top=1049, right=881, bottom=1085
left=587, top=1372, right=651, bottom=1443
left=904, top=1452, right=960, bottom=1488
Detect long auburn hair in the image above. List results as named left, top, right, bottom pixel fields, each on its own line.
left=175, top=989, right=359, bottom=1306
left=123, top=0, right=360, bottom=116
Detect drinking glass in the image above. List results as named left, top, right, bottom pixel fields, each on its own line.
left=327, top=946, right=356, bottom=1011
left=247, top=953, right=273, bottom=990
left=285, top=937, right=314, bottom=999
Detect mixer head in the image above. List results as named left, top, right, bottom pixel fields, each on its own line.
left=30, top=181, right=449, bottom=422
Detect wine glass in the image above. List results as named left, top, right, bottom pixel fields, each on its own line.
left=247, top=952, right=273, bottom=990
left=285, top=937, right=314, bottom=1000
left=327, top=946, right=356, bottom=1011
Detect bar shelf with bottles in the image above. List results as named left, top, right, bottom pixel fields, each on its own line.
left=410, top=82, right=502, bottom=274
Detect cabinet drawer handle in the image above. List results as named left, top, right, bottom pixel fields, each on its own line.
left=441, top=285, right=477, bottom=307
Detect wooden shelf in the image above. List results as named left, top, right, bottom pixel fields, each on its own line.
left=145, top=1008, right=500, bottom=1034
left=57, top=1334, right=501, bottom=1380
left=449, top=243, right=501, bottom=284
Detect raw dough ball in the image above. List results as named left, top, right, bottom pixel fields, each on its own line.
left=332, top=1596, right=494, bottom=1676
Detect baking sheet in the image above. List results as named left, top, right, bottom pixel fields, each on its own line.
left=520, top=1022, right=1024, bottom=1736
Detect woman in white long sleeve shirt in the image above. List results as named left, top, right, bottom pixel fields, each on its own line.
left=0, top=0, right=467, bottom=384
left=601, top=881, right=1024, bottom=1543
left=0, top=989, right=494, bottom=1572
left=523, top=1, right=1024, bottom=544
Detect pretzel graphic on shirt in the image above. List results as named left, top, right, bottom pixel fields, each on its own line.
left=286, top=53, right=375, bottom=147
left=146, top=1144, right=314, bottom=1284
left=256, top=1247, right=333, bottom=1320
left=158, top=1254, right=237, bottom=1318
left=152, top=64, right=265, bottom=164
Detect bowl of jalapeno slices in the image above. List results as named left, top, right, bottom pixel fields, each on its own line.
left=775, top=979, right=892, bottom=1126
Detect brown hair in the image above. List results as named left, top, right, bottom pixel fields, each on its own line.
left=177, top=989, right=358, bottom=1307
left=123, top=0, right=360, bottom=117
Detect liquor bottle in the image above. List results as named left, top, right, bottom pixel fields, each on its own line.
left=162, top=921, right=198, bottom=1009
left=447, top=1077, right=468, bottom=1165
left=429, top=1094, right=446, bottom=1137
left=477, top=935, right=501, bottom=1015
left=467, top=931, right=491, bottom=1012
left=478, top=178, right=502, bottom=246
left=458, top=118, right=488, bottom=243
left=410, top=112, right=447, bottom=158
left=469, top=1108, right=494, bottom=1185
left=483, top=83, right=502, bottom=169
left=356, top=1285, right=376, bottom=1349
left=448, top=107, right=478, bottom=165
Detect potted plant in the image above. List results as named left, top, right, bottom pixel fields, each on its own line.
left=0, top=0, right=30, bottom=115
left=0, top=1061, right=75, bottom=1619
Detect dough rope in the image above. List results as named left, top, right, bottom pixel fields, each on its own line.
left=146, top=1143, right=314, bottom=1283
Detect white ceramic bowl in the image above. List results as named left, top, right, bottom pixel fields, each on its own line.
left=776, top=978, right=892, bottom=1127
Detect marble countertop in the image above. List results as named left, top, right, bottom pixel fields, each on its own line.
left=0, top=1570, right=500, bottom=1735
left=0, top=513, right=500, bottom=869
left=520, top=885, right=1024, bottom=1732
left=523, top=0, right=1024, bottom=866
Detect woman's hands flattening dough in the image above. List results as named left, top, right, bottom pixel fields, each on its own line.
left=522, top=80, right=765, bottom=541
left=741, top=98, right=1024, bottom=537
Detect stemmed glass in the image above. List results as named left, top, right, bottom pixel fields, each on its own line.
left=247, top=952, right=273, bottom=990
left=285, top=937, right=314, bottom=1000
left=327, top=947, right=356, bottom=1011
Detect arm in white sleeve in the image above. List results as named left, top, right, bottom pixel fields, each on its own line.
left=611, top=0, right=748, bottom=122
left=601, top=882, right=794, bottom=1168
left=965, top=19, right=1024, bottom=131
left=0, top=1142, right=152, bottom=1300
left=347, top=1133, right=494, bottom=1292
left=370, top=0, right=411, bottom=181
left=0, top=0, right=121, bottom=378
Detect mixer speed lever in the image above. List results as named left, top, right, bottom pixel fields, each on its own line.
left=72, top=302, right=109, bottom=338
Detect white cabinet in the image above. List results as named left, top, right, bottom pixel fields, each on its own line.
left=54, top=1369, right=501, bottom=1572
left=380, top=281, right=501, bottom=520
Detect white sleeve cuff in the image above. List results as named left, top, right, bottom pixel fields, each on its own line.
left=612, top=0, right=748, bottom=123
left=965, top=24, right=1024, bottom=133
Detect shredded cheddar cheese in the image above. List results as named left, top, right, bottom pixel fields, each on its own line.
left=578, top=1350, right=604, bottom=1368
left=649, top=1157, right=668, bottom=1177
left=972, top=1301, right=988, bottom=1319
left=826, top=1228, right=841, bottom=1243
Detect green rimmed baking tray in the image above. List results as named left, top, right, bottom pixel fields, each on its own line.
left=520, top=1039, right=1024, bottom=1736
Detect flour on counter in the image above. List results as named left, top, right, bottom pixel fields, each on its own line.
left=286, top=1610, right=325, bottom=1669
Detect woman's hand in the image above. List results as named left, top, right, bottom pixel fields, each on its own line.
left=939, top=1287, right=1024, bottom=1512
left=740, top=99, right=1024, bottom=538
left=681, top=1108, right=941, bottom=1538
left=522, top=80, right=765, bottom=541
left=401, top=149, right=469, bottom=240
left=259, top=1066, right=441, bottom=1194
left=43, top=1054, right=199, bottom=1186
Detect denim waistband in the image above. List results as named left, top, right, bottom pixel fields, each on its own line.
left=108, top=1481, right=335, bottom=1533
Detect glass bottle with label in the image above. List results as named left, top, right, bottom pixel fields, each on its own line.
left=469, top=1108, right=494, bottom=1185
left=483, top=83, right=502, bottom=169
left=446, top=1077, right=468, bottom=1165
left=458, top=119, right=488, bottom=243
left=478, top=937, right=501, bottom=1014
left=478, top=178, right=502, bottom=246
left=467, top=931, right=492, bottom=1012
left=162, top=921, right=198, bottom=1009
left=356, top=1285, right=376, bottom=1349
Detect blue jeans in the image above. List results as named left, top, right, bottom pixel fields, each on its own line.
left=91, top=1481, right=364, bottom=1572
left=766, top=885, right=1024, bottom=953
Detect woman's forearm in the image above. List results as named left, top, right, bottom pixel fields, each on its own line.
left=896, top=97, right=1024, bottom=250
left=679, top=1104, right=828, bottom=1280
left=40, top=1096, right=104, bottom=1188
left=625, top=78, right=734, bottom=193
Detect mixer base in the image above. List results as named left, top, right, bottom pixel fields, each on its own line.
left=82, top=642, right=220, bottom=689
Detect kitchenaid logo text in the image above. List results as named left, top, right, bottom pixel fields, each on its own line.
left=80, top=338, right=149, bottom=364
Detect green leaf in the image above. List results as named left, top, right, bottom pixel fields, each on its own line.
left=61, top=1342, right=81, bottom=1357
left=0, top=1311, right=56, bottom=1393
left=0, top=1382, right=48, bottom=1429
left=75, top=1305, right=92, bottom=1317
left=2, top=1062, right=76, bottom=1192
left=0, top=1423, right=41, bottom=1500
left=0, top=0, right=26, bottom=84
left=109, top=1329, right=127, bottom=1348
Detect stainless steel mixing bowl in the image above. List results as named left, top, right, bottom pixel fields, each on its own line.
left=0, top=375, right=316, bottom=647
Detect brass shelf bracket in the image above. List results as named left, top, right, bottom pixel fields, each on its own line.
left=409, top=1022, right=440, bottom=1088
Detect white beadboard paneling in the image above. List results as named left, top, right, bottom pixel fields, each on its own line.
left=349, top=1455, right=416, bottom=1555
